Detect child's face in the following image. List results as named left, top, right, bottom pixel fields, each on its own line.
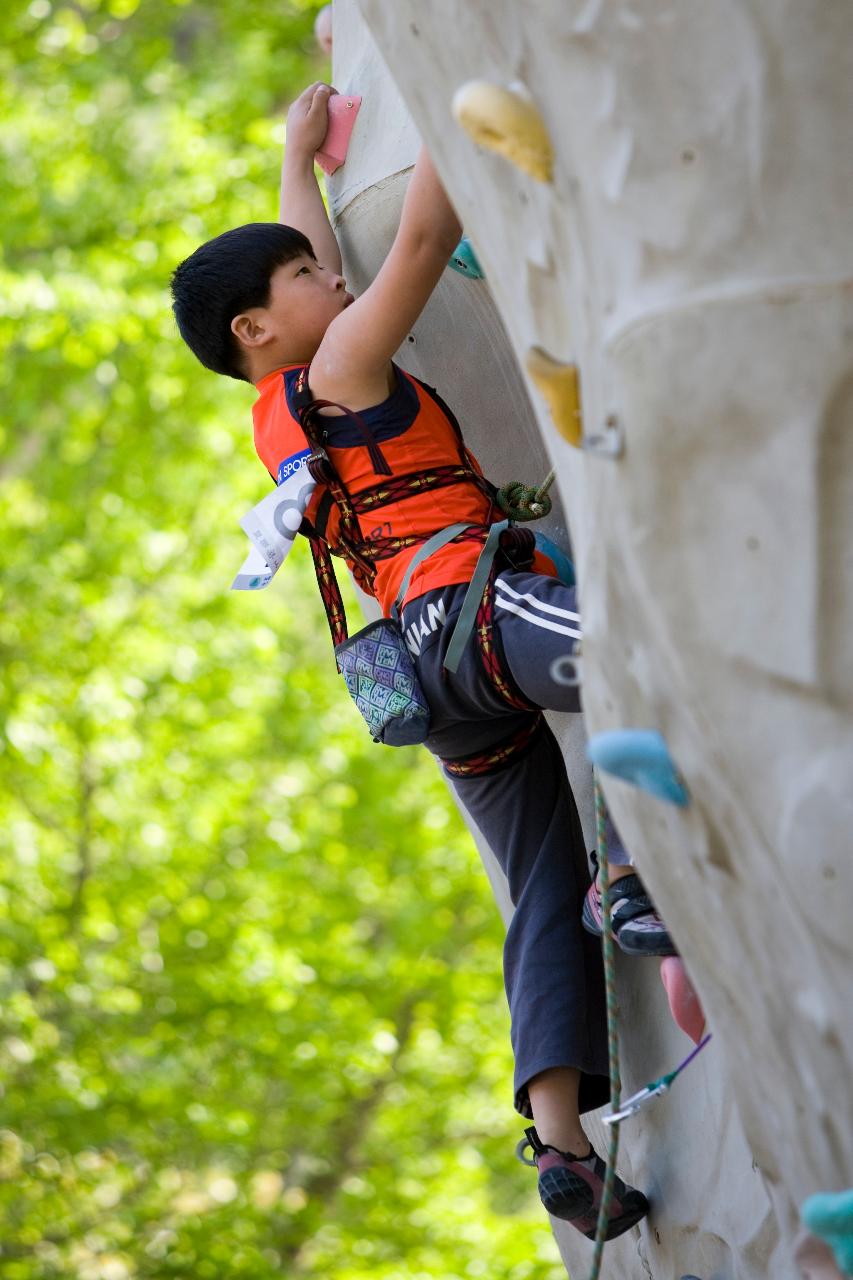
left=263, top=253, right=353, bottom=360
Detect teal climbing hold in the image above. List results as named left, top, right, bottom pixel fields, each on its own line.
left=587, top=729, right=689, bottom=807
left=802, top=1189, right=853, bottom=1274
left=448, top=236, right=484, bottom=279
left=533, top=531, right=575, bottom=587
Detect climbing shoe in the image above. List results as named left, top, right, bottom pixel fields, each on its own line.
left=517, top=1125, right=649, bottom=1239
left=582, top=857, right=678, bottom=957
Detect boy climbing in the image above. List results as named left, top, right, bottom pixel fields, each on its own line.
left=171, top=81, right=676, bottom=1241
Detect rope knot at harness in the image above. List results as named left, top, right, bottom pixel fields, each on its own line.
left=496, top=468, right=555, bottom=521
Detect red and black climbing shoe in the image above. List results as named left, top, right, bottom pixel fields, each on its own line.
left=582, top=858, right=678, bottom=957
left=517, top=1125, right=649, bottom=1240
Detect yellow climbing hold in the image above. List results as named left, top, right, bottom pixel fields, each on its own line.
left=526, top=347, right=583, bottom=447
left=451, top=81, right=554, bottom=183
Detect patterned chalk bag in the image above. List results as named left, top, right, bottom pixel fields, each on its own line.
left=333, top=522, right=474, bottom=747
left=334, top=618, right=430, bottom=746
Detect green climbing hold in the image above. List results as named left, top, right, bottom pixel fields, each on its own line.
left=448, top=236, right=484, bottom=279
left=802, top=1189, right=853, bottom=1274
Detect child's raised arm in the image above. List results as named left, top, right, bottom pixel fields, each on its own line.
left=311, top=147, right=462, bottom=408
left=280, top=82, right=343, bottom=275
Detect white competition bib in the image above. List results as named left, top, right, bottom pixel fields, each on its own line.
left=231, top=447, right=316, bottom=591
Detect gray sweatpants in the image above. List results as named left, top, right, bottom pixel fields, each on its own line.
left=402, top=569, right=628, bottom=1117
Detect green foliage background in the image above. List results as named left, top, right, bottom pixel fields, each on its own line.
left=0, top=2, right=564, bottom=1276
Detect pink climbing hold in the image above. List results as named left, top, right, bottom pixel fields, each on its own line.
left=315, top=93, right=362, bottom=174
left=794, top=1229, right=848, bottom=1280
left=660, top=957, right=706, bottom=1045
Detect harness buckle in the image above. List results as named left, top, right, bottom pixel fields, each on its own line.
left=307, top=449, right=334, bottom=486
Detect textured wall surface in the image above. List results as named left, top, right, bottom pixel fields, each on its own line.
left=328, top=3, right=853, bottom=1277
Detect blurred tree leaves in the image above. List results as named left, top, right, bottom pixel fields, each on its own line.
left=0, top=2, right=564, bottom=1276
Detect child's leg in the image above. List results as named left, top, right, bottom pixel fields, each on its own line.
left=409, top=587, right=608, bottom=1122
left=410, top=584, right=648, bottom=1236
left=493, top=569, right=677, bottom=955
left=603, top=808, right=633, bottom=878
left=445, top=721, right=647, bottom=1236
left=439, top=715, right=608, bottom=1125
left=526, top=1065, right=588, bottom=1154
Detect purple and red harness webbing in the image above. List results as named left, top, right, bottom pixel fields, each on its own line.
left=297, top=386, right=540, bottom=775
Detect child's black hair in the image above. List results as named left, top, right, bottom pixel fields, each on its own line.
left=170, top=222, right=315, bottom=382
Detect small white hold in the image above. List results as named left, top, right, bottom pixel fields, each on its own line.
left=793, top=986, right=833, bottom=1039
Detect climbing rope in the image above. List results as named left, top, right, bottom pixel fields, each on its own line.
left=588, top=774, right=622, bottom=1280
left=496, top=468, right=555, bottom=521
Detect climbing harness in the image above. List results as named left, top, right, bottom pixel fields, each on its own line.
left=292, top=368, right=555, bottom=765
left=292, top=367, right=499, bottom=637
left=588, top=773, right=622, bottom=1280
left=442, top=714, right=544, bottom=779
left=602, top=1033, right=712, bottom=1126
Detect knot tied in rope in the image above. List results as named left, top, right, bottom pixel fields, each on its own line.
left=496, top=468, right=555, bottom=521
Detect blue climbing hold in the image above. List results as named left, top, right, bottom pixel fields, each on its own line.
left=448, top=236, right=484, bottom=279
left=533, top=532, right=575, bottom=587
left=802, top=1189, right=853, bottom=1274
left=587, top=729, right=689, bottom=807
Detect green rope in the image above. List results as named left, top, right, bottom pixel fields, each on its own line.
left=496, top=468, right=555, bottom=521
left=588, top=774, right=622, bottom=1280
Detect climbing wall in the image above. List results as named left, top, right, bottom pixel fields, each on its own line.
left=328, top=3, right=853, bottom=1277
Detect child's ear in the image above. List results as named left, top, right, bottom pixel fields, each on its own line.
left=231, top=311, right=272, bottom=349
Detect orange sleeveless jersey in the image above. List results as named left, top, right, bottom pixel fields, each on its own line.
left=253, top=364, right=550, bottom=615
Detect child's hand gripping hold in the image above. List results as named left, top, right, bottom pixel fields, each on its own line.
left=285, top=81, right=336, bottom=160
